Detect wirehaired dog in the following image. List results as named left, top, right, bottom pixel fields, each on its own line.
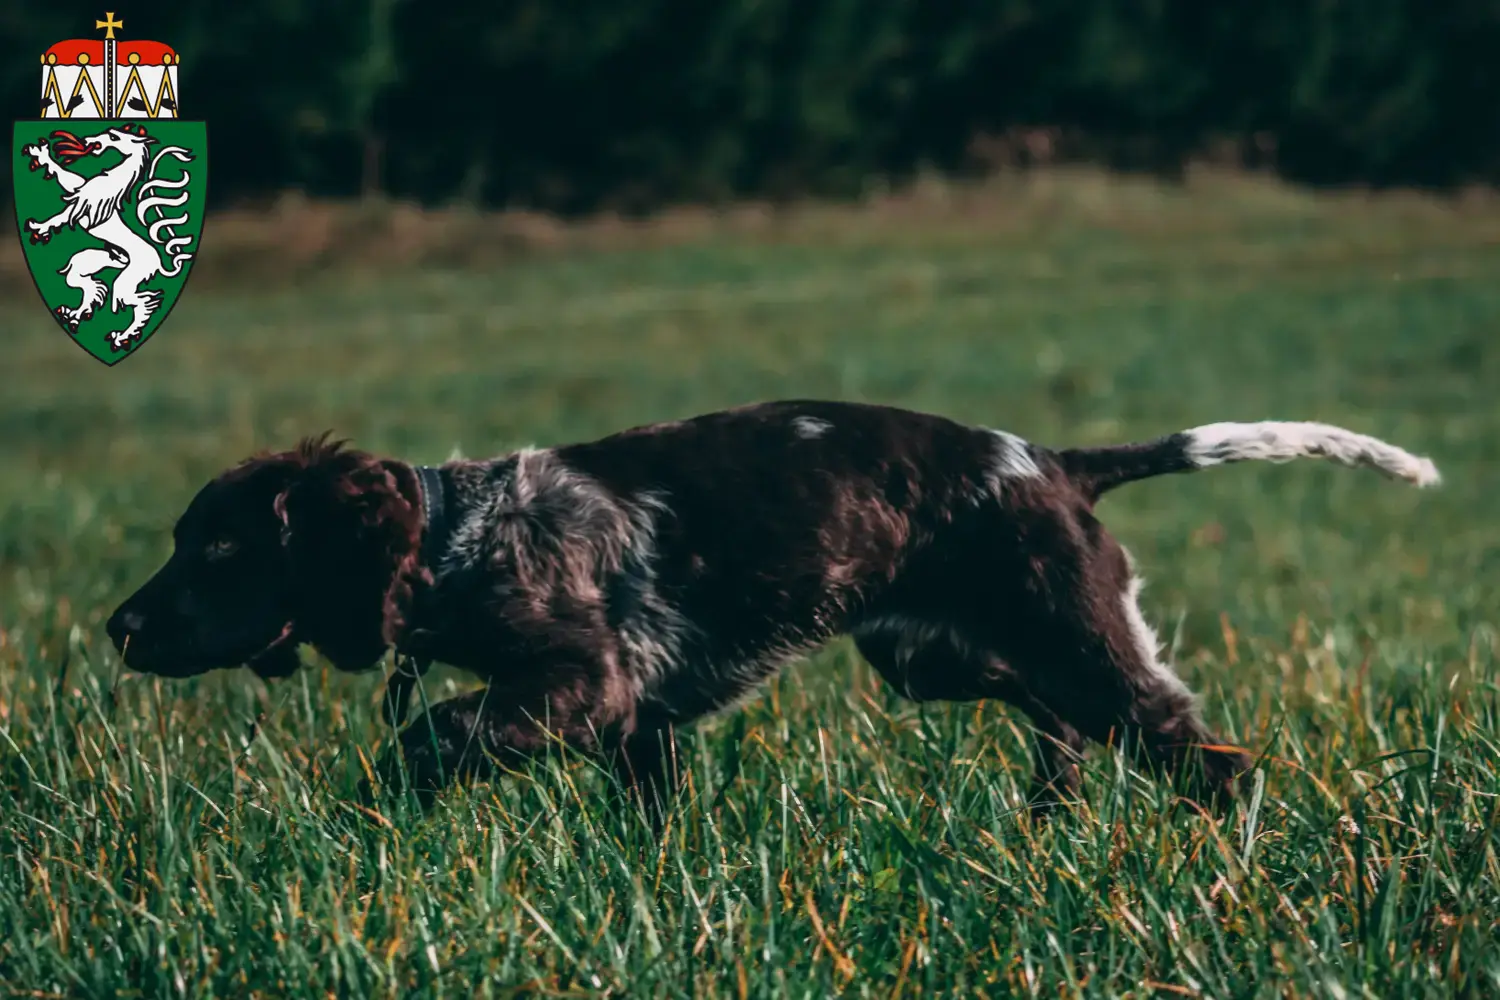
left=106, top=400, right=1440, bottom=817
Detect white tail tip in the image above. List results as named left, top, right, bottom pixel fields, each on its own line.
left=1184, top=421, right=1441, bottom=488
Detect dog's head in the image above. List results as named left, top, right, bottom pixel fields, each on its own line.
left=106, top=434, right=429, bottom=680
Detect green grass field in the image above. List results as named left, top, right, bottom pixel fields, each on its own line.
left=2, top=170, right=1498, bottom=997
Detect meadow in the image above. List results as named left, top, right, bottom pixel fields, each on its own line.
left=1, top=169, right=1498, bottom=997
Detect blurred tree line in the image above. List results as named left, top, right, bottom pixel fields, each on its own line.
left=4, top=1, right=1497, bottom=215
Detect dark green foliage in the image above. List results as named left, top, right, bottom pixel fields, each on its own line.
left=4, top=1, right=1497, bottom=213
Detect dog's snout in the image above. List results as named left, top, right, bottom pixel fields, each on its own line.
left=106, top=605, right=147, bottom=651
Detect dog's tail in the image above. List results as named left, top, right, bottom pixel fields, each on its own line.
left=1059, top=420, right=1441, bottom=502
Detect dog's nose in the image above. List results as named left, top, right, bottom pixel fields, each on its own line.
left=106, top=607, right=145, bottom=650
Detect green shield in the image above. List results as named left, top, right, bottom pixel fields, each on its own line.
left=12, top=120, right=207, bottom=365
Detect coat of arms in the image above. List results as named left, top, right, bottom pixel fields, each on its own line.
left=12, top=13, right=206, bottom=365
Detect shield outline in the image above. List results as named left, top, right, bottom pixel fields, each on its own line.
left=11, top=119, right=209, bottom=366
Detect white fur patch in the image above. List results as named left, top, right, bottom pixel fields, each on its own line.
left=614, top=491, right=701, bottom=696
left=1184, top=421, right=1440, bottom=487
left=444, top=453, right=705, bottom=702
left=792, top=416, right=832, bottom=439
left=984, top=429, right=1043, bottom=494
left=1119, top=569, right=1195, bottom=707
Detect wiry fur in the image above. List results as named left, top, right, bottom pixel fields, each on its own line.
left=107, top=399, right=1441, bottom=823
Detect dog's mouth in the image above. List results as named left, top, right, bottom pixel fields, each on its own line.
left=120, top=620, right=298, bottom=678
left=246, top=622, right=302, bottom=679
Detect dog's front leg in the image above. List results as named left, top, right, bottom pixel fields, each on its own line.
left=610, top=716, right=687, bottom=828
left=375, top=683, right=631, bottom=807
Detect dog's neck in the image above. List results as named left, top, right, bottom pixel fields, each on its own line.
left=381, top=463, right=454, bottom=724
left=413, top=464, right=453, bottom=580
left=393, top=463, right=455, bottom=650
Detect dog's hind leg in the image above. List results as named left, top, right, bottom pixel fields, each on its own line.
left=853, top=625, right=1087, bottom=814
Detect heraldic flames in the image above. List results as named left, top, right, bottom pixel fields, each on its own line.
left=13, top=13, right=207, bottom=364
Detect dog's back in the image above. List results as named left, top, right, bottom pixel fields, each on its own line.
left=543, top=400, right=1055, bottom=714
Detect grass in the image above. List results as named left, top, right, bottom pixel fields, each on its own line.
left=1, top=168, right=1499, bottom=997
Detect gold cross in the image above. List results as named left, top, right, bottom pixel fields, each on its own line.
left=95, top=12, right=123, bottom=39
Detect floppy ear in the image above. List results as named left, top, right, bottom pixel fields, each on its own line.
left=274, top=445, right=427, bottom=673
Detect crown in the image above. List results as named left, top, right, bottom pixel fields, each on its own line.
left=39, top=13, right=181, bottom=120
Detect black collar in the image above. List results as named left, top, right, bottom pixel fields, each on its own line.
left=398, top=464, right=452, bottom=650
left=385, top=464, right=450, bottom=727
left=413, top=464, right=451, bottom=578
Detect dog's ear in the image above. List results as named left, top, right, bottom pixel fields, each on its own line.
left=273, top=443, right=427, bottom=673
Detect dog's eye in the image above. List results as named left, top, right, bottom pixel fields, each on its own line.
left=205, top=538, right=239, bottom=560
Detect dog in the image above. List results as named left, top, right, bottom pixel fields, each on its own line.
left=105, top=400, right=1440, bottom=818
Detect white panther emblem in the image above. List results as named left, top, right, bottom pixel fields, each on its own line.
left=22, top=124, right=196, bottom=352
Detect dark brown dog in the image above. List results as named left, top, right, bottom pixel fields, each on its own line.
left=105, top=400, right=1439, bottom=816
